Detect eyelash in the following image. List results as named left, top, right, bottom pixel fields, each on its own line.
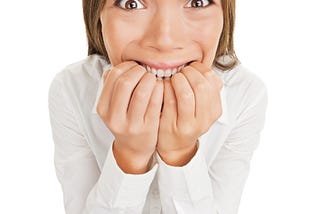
left=186, top=0, right=214, bottom=8
left=113, top=0, right=215, bottom=10
left=113, top=0, right=144, bottom=10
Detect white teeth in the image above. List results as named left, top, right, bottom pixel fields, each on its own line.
left=172, top=67, right=177, bottom=75
left=151, top=67, right=157, bottom=76
left=157, top=69, right=164, bottom=78
left=164, top=69, right=172, bottom=77
left=142, top=63, right=187, bottom=78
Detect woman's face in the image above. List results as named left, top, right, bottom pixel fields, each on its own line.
left=100, top=0, right=223, bottom=70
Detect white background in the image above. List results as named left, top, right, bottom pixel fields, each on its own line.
left=0, top=0, right=319, bottom=213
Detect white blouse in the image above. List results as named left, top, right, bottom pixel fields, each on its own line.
left=48, top=54, right=268, bottom=214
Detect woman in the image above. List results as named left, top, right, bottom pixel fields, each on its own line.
left=48, top=0, right=268, bottom=213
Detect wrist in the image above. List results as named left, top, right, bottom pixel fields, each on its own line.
left=113, top=141, right=154, bottom=174
left=157, top=141, right=198, bottom=167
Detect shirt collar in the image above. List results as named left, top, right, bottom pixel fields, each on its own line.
left=91, top=71, right=229, bottom=125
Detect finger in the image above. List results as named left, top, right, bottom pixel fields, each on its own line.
left=127, top=72, right=157, bottom=124
left=170, top=73, right=195, bottom=122
left=109, top=65, right=146, bottom=121
left=144, top=79, right=163, bottom=125
left=102, top=69, right=109, bottom=82
left=161, top=78, right=177, bottom=124
left=181, top=66, right=209, bottom=119
left=188, top=62, right=223, bottom=124
left=188, top=61, right=212, bottom=75
left=97, top=61, right=138, bottom=115
left=189, top=61, right=223, bottom=91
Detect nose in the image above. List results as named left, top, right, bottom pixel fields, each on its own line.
left=141, top=7, right=187, bottom=52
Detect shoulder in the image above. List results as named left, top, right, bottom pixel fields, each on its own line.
left=48, top=54, right=111, bottom=101
left=216, top=63, right=268, bottom=122
left=48, top=54, right=111, bottom=115
left=216, top=63, right=266, bottom=93
left=51, top=54, right=110, bottom=85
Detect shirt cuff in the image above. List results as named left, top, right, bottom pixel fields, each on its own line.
left=156, top=140, right=213, bottom=202
left=97, top=142, right=158, bottom=208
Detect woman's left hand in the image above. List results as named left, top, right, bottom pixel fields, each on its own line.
left=157, top=62, right=223, bottom=166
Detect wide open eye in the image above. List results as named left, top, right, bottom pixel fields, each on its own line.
left=185, top=0, right=214, bottom=8
left=114, top=0, right=145, bottom=10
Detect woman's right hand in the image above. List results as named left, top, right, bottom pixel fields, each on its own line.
left=96, top=61, right=163, bottom=174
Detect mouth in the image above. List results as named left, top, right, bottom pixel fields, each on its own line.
left=136, top=61, right=193, bottom=78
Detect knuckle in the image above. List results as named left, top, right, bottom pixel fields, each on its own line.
left=111, top=67, right=122, bottom=76
left=117, top=77, right=132, bottom=90
left=149, top=97, right=161, bottom=107
left=96, top=103, right=108, bottom=118
left=104, top=114, right=114, bottom=126
left=135, top=90, right=148, bottom=100
left=205, top=70, right=214, bottom=76
left=167, top=97, right=176, bottom=106
left=194, top=81, right=207, bottom=92
left=180, top=124, right=196, bottom=137
left=210, top=74, right=223, bottom=89
left=105, top=119, right=119, bottom=134
left=126, top=125, right=141, bottom=136
left=181, top=91, right=194, bottom=101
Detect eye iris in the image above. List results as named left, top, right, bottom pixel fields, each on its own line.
left=125, top=0, right=137, bottom=9
left=192, top=0, right=204, bottom=7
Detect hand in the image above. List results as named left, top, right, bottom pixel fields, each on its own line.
left=96, top=61, right=163, bottom=173
left=157, top=62, right=223, bottom=166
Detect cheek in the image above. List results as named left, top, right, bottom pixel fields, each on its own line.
left=198, top=19, right=223, bottom=51
left=191, top=15, right=223, bottom=64
left=101, top=20, right=128, bottom=65
left=101, top=16, right=149, bottom=65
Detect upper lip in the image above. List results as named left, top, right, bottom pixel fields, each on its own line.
left=137, top=60, right=194, bottom=70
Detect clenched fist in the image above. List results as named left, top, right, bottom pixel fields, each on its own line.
left=96, top=61, right=163, bottom=174
left=157, top=62, right=223, bottom=166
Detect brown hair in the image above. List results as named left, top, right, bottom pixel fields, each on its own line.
left=82, top=0, right=238, bottom=71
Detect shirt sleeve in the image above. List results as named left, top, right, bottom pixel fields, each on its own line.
left=156, top=143, right=217, bottom=214
left=48, top=76, right=158, bottom=214
left=155, top=78, right=268, bottom=214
